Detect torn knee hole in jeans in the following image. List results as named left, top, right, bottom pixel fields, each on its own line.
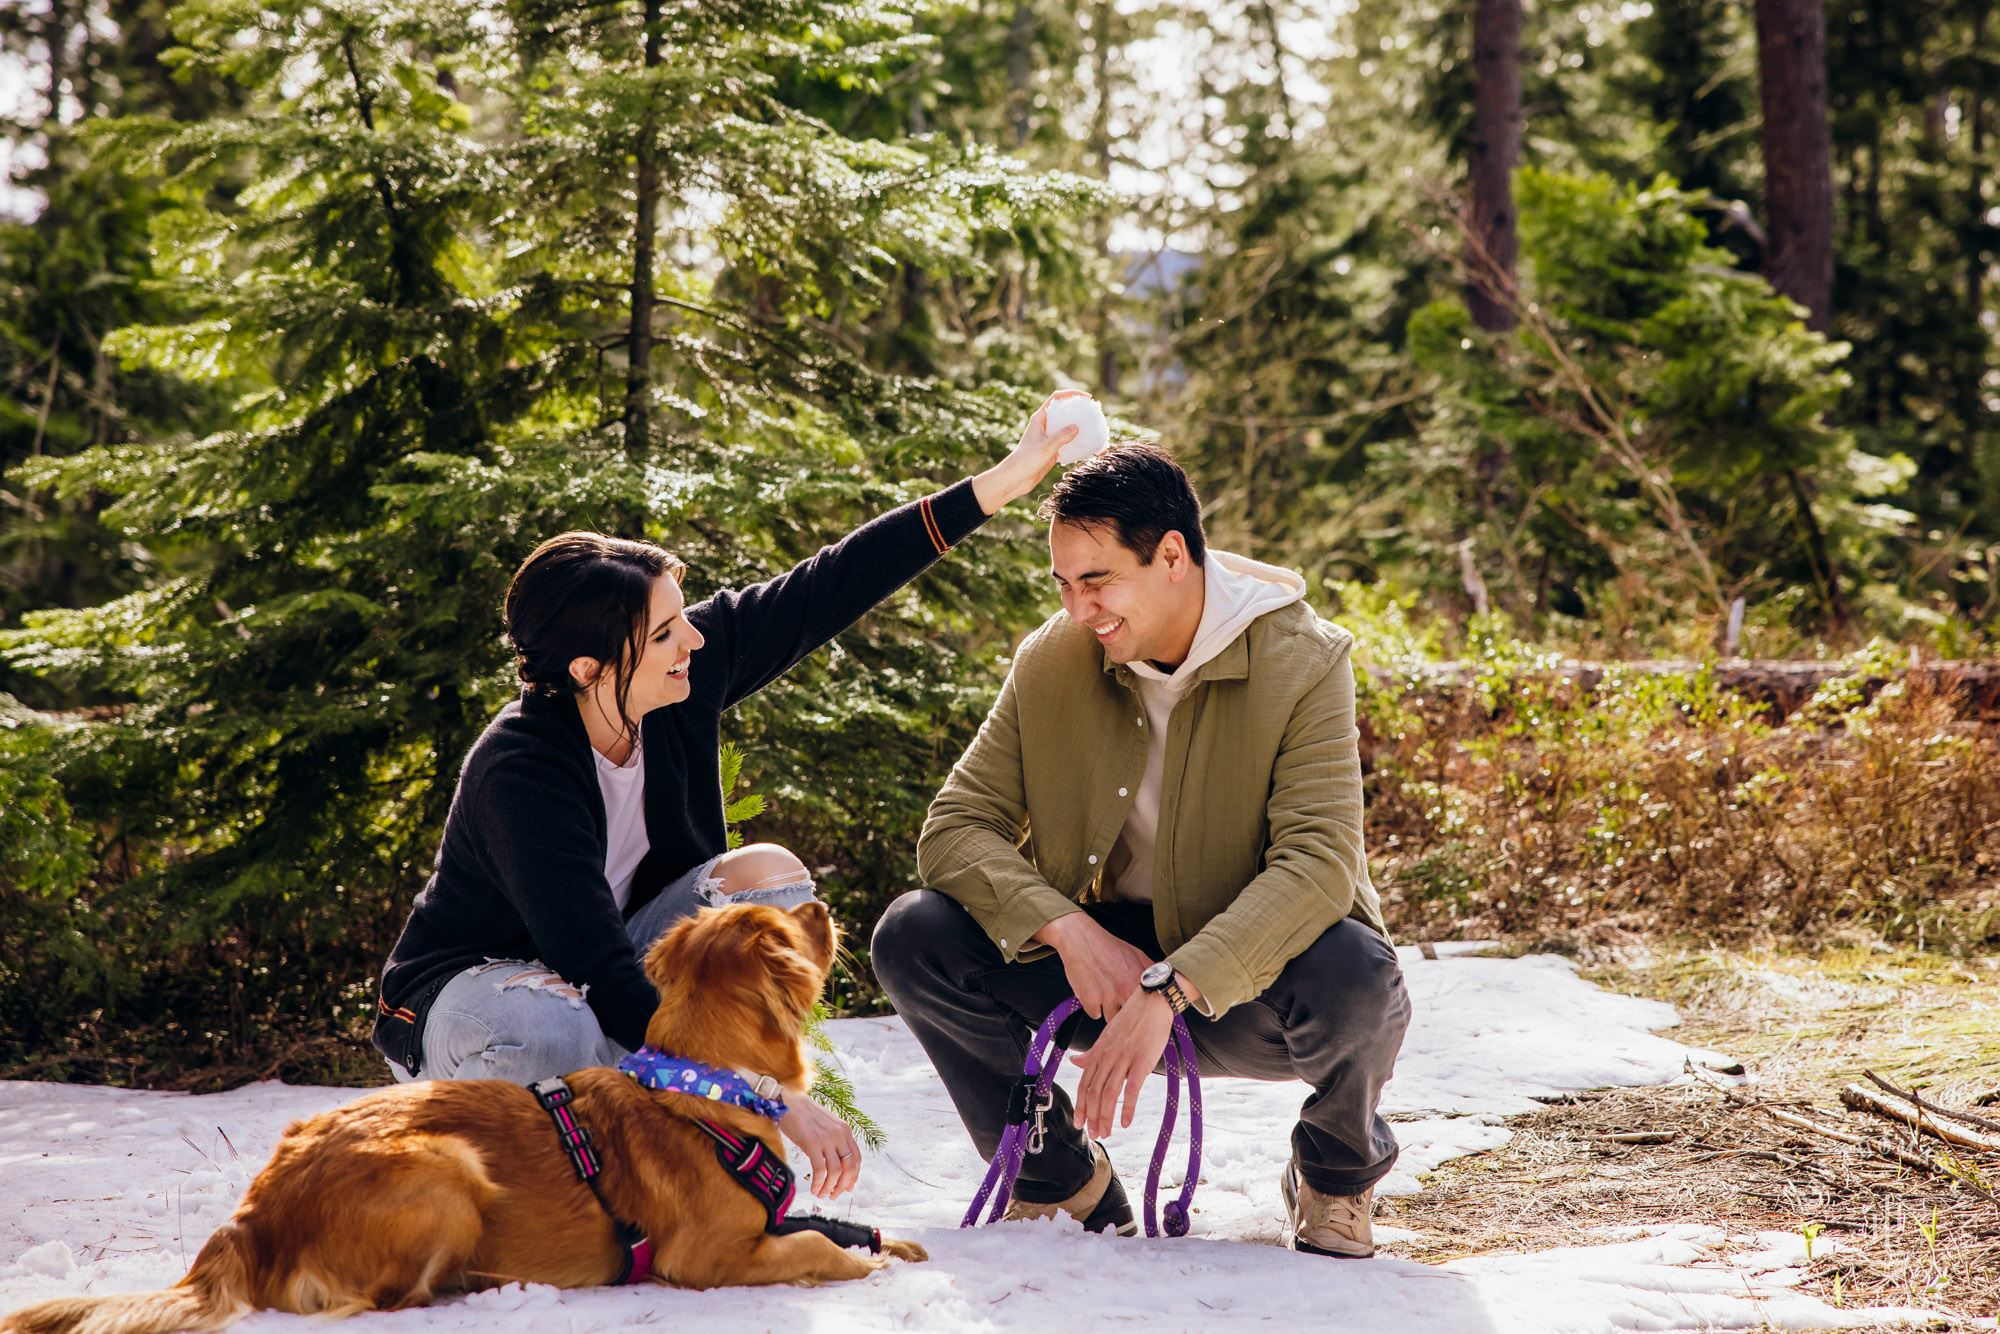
left=475, top=961, right=590, bottom=1007
left=696, top=869, right=817, bottom=908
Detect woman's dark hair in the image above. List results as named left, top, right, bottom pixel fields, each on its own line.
left=505, top=533, right=688, bottom=737
left=1036, top=443, right=1207, bottom=566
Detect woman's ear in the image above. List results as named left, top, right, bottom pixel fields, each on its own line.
left=568, top=655, right=603, bottom=691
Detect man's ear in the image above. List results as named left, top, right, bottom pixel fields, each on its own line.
left=568, top=655, right=603, bottom=690
left=1160, top=531, right=1194, bottom=581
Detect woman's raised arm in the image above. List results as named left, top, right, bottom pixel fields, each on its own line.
left=690, top=393, right=1085, bottom=711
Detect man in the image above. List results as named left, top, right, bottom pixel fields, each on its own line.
left=872, top=444, right=1410, bottom=1257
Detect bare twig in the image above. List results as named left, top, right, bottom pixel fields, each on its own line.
left=1842, top=1082, right=2000, bottom=1153
left=1865, top=1070, right=2000, bottom=1137
left=1684, top=1059, right=1939, bottom=1172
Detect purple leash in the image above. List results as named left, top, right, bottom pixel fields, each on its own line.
left=961, top=997, right=1204, bottom=1238
left=1144, top=1014, right=1202, bottom=1238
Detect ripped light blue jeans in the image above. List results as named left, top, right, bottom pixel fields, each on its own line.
left=392, top=852, right=817, bottom=1084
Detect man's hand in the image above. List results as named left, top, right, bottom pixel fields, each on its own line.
left=1068, top=989, right=1174, bottom=1139
left=969, top=390, right=1090, bottom=515
left=1034, top=912, right=1152, bottom=1021
left=776, top=1093, right=861, bottom=1199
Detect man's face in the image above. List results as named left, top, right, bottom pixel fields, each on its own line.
left=1048, top=520, right=1194, bottom=665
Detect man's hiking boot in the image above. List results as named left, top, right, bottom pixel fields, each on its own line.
left=1282, top=1163, right=1375, bottom=1258
left=1003, top=1140, right=1139, bottom=1235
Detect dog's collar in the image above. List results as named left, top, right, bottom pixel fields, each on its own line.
left=618, top=1047, right=789, bottom=1121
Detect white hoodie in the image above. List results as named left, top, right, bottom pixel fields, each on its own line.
left=1104, top=550, right=1307, bottom=902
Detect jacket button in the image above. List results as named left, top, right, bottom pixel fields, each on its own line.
left=1136, top=716, right=1144, bottom=726
left=1118, top=787, right=1128, bottom=797
left=1087, top=855, right=1098, bottom=865
left=1000, top=938, right=1009, bottom=950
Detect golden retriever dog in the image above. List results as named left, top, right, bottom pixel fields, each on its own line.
left=3, top=900, right=924, bottom=1334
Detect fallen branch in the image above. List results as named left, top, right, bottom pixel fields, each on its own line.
left=1683, top=1059, right=1939, bottom=1172
left=1864, top=1070, right=2000, bottom=1138
left=1842, top=1081, right=2000, bottom=1154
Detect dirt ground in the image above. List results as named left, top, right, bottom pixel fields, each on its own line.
left=1378, top=941, right=2000, bottom=1329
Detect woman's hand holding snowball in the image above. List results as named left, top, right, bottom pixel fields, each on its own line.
left=971, top=390, right=1103, bottom=515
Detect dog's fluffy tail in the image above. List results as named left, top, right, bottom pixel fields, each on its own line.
left=2, top=1221, right=252, bottom=1334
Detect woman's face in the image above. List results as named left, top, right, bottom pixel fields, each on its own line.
left=573, top=575, right=705, bottom=725
left=623, top=575, right=704, bottom=718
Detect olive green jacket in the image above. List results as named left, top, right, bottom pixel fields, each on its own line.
left=915, top=599, right=1385, bottom=1018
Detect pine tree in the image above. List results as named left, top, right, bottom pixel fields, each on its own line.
left=0, top=0, right=1097, bottom=1069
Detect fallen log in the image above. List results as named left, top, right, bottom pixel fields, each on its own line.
left=1840, top=1083, right=2000, bottom=1153
left=1856, top=1071, right=2000, bottom=1145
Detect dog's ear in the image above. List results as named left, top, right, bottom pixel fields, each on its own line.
left=747, top=913, right=828, bottom=1026
left=642, top=914, right=701, bottom=996
left=787, top=900, right=837, bottom=972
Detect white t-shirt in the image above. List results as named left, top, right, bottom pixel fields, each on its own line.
left=594, top=738, right=651, bottom=913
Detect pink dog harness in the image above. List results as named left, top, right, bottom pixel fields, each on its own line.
left=529, top=1076, right=654, bottom=1284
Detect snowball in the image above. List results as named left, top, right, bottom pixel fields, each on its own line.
left=1043, top=395, right=1110, bottom=465
left=13, top=1240, right=75, bottom=1279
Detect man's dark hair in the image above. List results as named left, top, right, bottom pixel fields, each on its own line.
left=1036, top=443, right=1207, bottom=567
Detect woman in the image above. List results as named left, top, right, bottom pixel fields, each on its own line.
left=372, top=396, right=1082, bottom=1196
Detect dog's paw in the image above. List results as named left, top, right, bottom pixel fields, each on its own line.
left=880, top=1239, right=928, bottom=1263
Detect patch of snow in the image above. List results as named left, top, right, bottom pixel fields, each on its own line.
left=1, top=952, right=1941, bottom=1331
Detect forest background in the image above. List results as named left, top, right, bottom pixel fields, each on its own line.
left=2, top=0, right=1998, bottom=1086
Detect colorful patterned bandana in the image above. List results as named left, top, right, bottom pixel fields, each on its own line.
left=617, top=1047, right=790, bottom=1121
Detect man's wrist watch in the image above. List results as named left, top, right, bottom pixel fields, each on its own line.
left=1139, top=961, right=1192, bottom=1015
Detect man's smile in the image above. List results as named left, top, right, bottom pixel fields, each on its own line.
left=1090, top=617, right=1124, bottom=640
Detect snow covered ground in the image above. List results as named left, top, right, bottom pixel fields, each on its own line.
left=1, top=946, right=1946, bottom=1332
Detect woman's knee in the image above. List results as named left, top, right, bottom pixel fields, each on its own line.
left=427, top=964, right=618, bottom=1081
left=707, top=842, right=811, bottom=897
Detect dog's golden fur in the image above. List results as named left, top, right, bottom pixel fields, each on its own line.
left=2, top=900, right=924, bottom=1334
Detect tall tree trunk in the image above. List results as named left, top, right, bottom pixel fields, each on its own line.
left=41, top=0, right=72, bottom=125
left=1007, top=0, right=1036, bottom=148
left=625, top=0, right=664, bottom=453
left=1089, top=0, right=1119, bottom=395
left=1959, top=27, right=1988, bottom=482
left=1251, top=0, right=1292, bottom=139
left=1468, top=0, right=1522, bottom=331
left=1752, top=0, right=1835, bottom=331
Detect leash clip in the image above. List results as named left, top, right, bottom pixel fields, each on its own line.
left=1025, top=1085, right=1054, bottom=1156
left=1005, top=1075, right=1055, bottom=1155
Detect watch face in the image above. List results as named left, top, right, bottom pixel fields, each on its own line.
left=1141, top=961, right=1173, bottom=989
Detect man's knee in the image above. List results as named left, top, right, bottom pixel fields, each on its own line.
left=871, top=889, right=973, bottom=997
left=1281, top=918, right=1408, bottom=1018
left=707, top=842, right=810, bottom=896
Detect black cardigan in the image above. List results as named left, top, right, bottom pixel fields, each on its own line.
left=373, top=480, right=990, bottom=1072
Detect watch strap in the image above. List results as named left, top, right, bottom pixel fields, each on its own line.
left=1143, top=965, right=1192, bottom=1015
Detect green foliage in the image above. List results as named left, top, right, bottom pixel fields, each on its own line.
left=719, top=742, right=767, bottom=851
left=804, top=1002, right=885, bottom=1147
left=0, top=696, right=93, bottom=901
left=1404, top=168, right=1906, bottom=638
left=0, top=0, right=1096, bottom=1074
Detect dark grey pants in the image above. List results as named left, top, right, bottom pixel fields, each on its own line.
left=872, top=890, right=1412, bottom=1202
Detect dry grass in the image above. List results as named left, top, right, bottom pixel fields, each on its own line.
left=1368, top=666, right=2000, bottom=950
left=1380, top=944, right=2000, bottom=1327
